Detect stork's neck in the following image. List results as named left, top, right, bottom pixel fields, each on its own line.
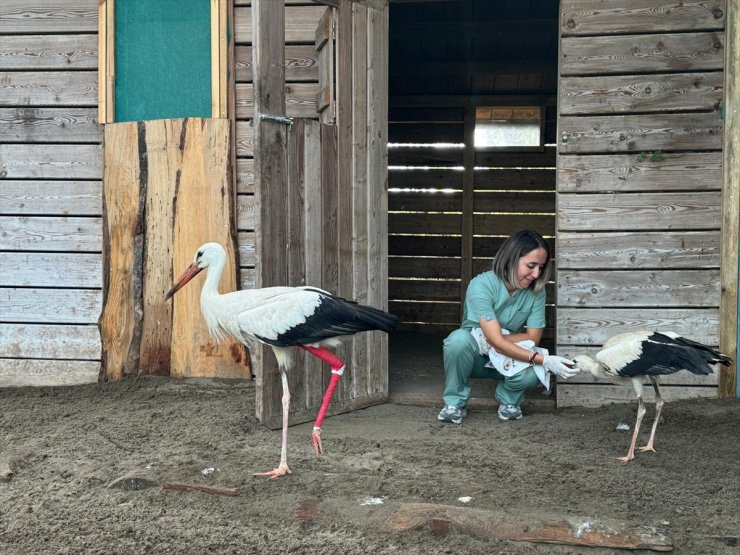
left=201, top=257, right=226, bottom=302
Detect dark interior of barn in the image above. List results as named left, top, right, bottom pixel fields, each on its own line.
left=386, top=0, right=560, bottom=408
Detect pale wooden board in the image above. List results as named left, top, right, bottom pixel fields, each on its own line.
left=235, top=44, right=319, bottom=82
left=234, top=5, right=327, bottom=43
left=0, top=180, right=101, bottom=215
left=234, top=120, right=254, bottom=156
left=0, top=323, right=100, bottom=359
left=559, top=112, right=722, bottom=154
left=557, top=384, right=717, bottom=408
left=560, top=72, right=724, bottom=115
left=239, top=268, right=257, bottom=290
left=0, top=359, right=99, bottom=388
left=560, top=32, right=725, bottom=75
left=557, top=308, right=719, bottom=345
left=558, top=191, right=721, bottom=231
left=235, top=194, right=257, bottom=229
left=235, top=83, right=319, bottom=118
left=558, top=151, right=722, bottom=192
left=235, top=158, right=255, bottom=193
left=558, top=269, right=720, bottom=307
left=0, top=1, right=97, bottom=34
left=0, top=144, right=102, bottom=179
left=3, top=252, right=102, bottom=287
left=236, top=231, right=256, bottom=265
left=1, top=288, right=101, bottom=324
left=557, top=231, right=721, bottom=269
left=561, top=0, right=725, bottom=36
left=0, top=71, right=97, bottom=106
left=0, top=216, right=102, bottom=251
left=0, top=34, right=97, bottom=69
left=0, top=107, right=101, bottom=143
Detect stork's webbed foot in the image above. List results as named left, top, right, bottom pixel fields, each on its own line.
left=617, top=454, right=635, bottom=464
left=638, top=444, right=656, bottom=454
left=312, top=428, right=324, bottom=458
left=254, top=463, right=292, bottom=479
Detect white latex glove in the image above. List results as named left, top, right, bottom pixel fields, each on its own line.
left=543, top=355, right=578, bottom=379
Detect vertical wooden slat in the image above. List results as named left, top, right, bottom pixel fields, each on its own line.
left=351, top=2, right=370, bottom=398
left=316, top=7, right=335, bottom=122
left=252, top=0, right=288, bottom=426
left=98, top=0, right=115, bottom=123
left=720, top=0, right=739, bottom=397
left=211, top=0, right=228, bottom=119
left=460, top=104, right=475, bottom=309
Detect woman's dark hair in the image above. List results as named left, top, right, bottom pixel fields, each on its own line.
left=492, top=229, right=551, bottom=292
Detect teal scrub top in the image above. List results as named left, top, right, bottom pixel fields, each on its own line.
left=460, top=271, right=546, bottom=333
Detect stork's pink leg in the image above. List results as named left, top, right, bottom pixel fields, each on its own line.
left=619, top=395, right=646, bottom=463
left=254, top=367, right=293, bottom=478
left=300, top=345, right=345, bottom=457
left=639, top=377, right=663, bottom=454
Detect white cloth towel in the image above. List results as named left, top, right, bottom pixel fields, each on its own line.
left=470, top=328, right=551, bottom=390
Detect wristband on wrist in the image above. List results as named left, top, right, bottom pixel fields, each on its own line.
left=527, top=351, right=537, bottom=364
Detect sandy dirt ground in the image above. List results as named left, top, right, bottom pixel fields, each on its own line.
left=1, top=377, right=738, bottom=554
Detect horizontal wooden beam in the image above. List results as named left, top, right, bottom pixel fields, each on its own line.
left=390, top=95, right=557, bottom=107
left=390, top=60, right=554, bottom=77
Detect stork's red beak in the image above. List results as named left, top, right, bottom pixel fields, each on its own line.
left=165, top=262, right=203, bottom=300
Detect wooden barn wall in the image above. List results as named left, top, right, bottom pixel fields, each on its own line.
left=387, top=105, right=558, bottom=351
left=239, top=1, right=390, bottom=426
left=0, top=0, right=102, bottom=386
left=556, top=0, right=726, bottom=407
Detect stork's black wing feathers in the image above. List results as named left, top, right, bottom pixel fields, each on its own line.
left=616, top=332, right=727, bottom=378
left=255, top=292, right=399, bottom=347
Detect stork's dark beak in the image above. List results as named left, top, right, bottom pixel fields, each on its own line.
left=165, top=262, right=203, bottom=300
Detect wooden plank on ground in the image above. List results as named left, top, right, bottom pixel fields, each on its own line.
left=558, top=191, right=721, bottom=231
left=557, top=231, right=721, bottom=269
left=0, top=144, right=102, bottom=179
left=0, top=359, right=99, bottom=388
left=0, top=216, right=101, bottom=251
left=3, top=252, right=101, bottom=287
left=559, top=113, right=722, bottom=154
left=558, top=270, right=720, bottom=307
left=0, top=107, right=101, bottom=143
left=561, top=0, right=725, bottom=36
left=558, top=151, right=722, bottom=192
left=0, top=34, right=97, bottom=69
left=557, top=308, right=719, bottom=345
left=557, top=384, right=717, bottom=408
left=1, top=288, right=101, bottom=324
left=0, top=180, right=102, bottom=215
left=0, top=323, right=100, bottom=359
left=560, top=72, right=724, bottom=115
left=560, top=32, right=725, bottom=75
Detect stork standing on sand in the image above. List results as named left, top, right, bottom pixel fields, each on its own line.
left=572, top=331, right=731, bottom=463
left=165, top=242, right=398, bottom=478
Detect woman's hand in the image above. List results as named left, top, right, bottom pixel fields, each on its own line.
left=543, top=355, right=578, bottom=378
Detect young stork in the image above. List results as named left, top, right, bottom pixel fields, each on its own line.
left=165, top=243, right=398, bottom=478
left=572, top=331, right=731, bottom=463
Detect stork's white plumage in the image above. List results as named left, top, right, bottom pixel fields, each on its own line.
left=573, top=331, right=731, bottom=463
left=165, top=243, right=398, bottom=478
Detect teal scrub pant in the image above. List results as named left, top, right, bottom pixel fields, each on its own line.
left=442, top=328, right=541, bottom=408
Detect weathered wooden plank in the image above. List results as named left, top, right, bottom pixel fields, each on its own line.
left=389, top=256, right=460, bottom=279
left=1, top=288, right=101, bottom=324
left=475, top=148, right=557, bottom=169
left=389, top=300, right=461, bottom=324
left=239, top=268, right=257, bottom=290
left=560, top=72, right=724, bottom=115
left=3, top=252, right=101, bottom=287
left=0, top=180, right=101, bottom=215
left=0, top=107, right=100, bottom=142
left=316, top=6, right=334, bottom=122
left=389, top=147, right=464, bottom=166
left=0, top=71, right=97, bottom=106
left=557, top=231, right=721, bottom=269
left=236, top=231, right=256, bottom=266
left=559, top=113, right=722, bottom=154
left=389, top=213, right=461, bottom=234
left=235, top=83, right=319, bottom=118
left=389, top=279, right=460, bottom=302
left=389, top=106, right=465, bottom=122
left=389, top=235, right=461, bottom=257
left=235, top=44, right=319, bottom=82
left=474, top=192, right=555, bottom=214
left=236, top=194, right=257, bottom=229
left=558, top=151, right=722, bottom=192
left=0, top=323, right=100, bottom=359
left=561, top=0, right=725, bottom=36
left=389, top=122, right=464, bottom=143
left=557, top=384, right=716, bottom=408
left=558, top=191, right=721, bottom=231
left=560, top=32, right=725, bottom=75
left=389, top=169, right=463, bottom=189
left=473, top=236, right=556, bottom=258
left=558, top=270, right=720, bottom=307
left=557, top=308, right=719, bottom=345
left=0, top=1, right=97, bottom=34
left=236, top=157, right=255, bottom=193
left=0, top=216, right=101, bottom=251
left=0, top=34, right=97, bottom=69
left=0, top=359, right=99, bottom=388
left=474, top=214, right=555, bottom=236
left=234, top=120, right=255, bottom=156
left=389, top=191, right=462, bottom=212
left=234, top=5, right=327, bottom=43
left=474, top=168, right=555, bottom=191
left=0, top=144, right=102, bottom=179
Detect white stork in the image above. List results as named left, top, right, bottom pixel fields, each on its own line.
left=572, top=331, right=731, bottom=463
left=165, top=242, right=398, bottom=478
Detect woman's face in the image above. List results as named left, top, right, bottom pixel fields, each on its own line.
left=515, top=247, right=548, bottom=289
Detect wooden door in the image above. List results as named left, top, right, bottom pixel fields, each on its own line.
left=555, top=0, right=726, bottom=407
left=252, top=0, right=390, bottom=429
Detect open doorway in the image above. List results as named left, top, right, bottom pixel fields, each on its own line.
left=386, top=0, right=560, bottom=407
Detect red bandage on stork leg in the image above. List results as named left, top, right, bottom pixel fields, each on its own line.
left=300, top=345, right=346, bottom=430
